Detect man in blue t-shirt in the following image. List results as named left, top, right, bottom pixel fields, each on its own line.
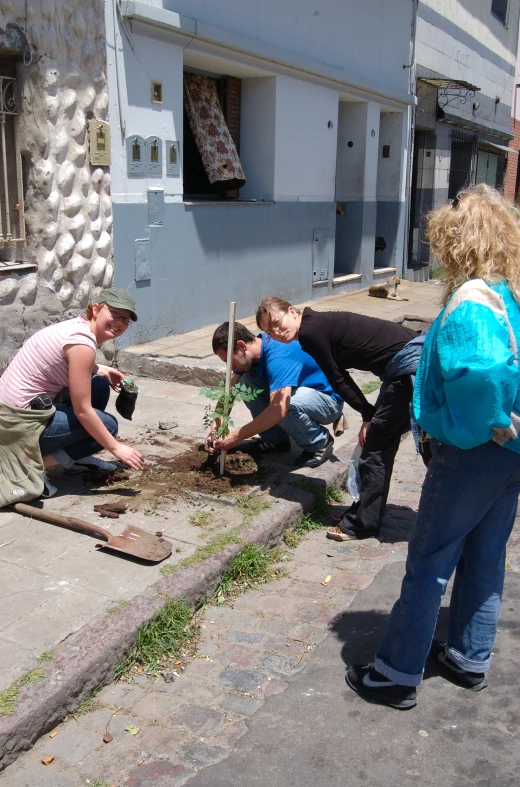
left=205, top=322, right=343, bottom=468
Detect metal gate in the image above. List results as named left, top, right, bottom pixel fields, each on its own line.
left=448, top=130, right=476, bottom=200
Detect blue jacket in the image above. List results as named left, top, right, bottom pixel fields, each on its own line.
left=413, top=279, right=520, bottom=453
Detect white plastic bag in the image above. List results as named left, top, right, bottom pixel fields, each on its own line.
left=346, top=443, right=362, bottom=503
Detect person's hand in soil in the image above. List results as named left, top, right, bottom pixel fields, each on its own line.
left=213, top=430, right=240, bottom=452
left=96, top=364, right=125, bottom=391
left=112, top=443, right=144, bottom=471
left=204, top=428, right=219, bottom=454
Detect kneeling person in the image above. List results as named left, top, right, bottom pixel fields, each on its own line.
left=205, top=322, right=343, bottom=468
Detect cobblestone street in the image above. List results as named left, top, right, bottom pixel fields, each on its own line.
left=4, top=427, right=520, bottom=786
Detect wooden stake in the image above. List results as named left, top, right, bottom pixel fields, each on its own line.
left=220, top=301, right=237, bottom=476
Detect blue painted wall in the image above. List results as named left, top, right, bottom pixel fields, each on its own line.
left=113, top=201, right=335, bottom=348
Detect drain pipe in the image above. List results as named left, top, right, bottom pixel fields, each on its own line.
left=402, top=0, right=419, bottom=279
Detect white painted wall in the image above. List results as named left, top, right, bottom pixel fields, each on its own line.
left=377, top=112, right=407, bottom=199
left=240, top=77, right=276, bottom=201
left=106, top=7, right=184, bottom=201
left=335, top=101, right=380, bottom=201
left=272, top=76, right=338, bottom=201
left=164, top=0, right=412, bottom=97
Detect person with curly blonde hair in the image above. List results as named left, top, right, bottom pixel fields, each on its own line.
left=346, top=184, right=520, bottom=710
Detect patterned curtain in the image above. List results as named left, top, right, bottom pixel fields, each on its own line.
left=184, top=73, right=246, bottom=190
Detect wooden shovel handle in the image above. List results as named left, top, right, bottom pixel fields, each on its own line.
left=12, top=503, right=110, bottom=541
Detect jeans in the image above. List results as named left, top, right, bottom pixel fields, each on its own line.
left=341, top=376, right=412, bottom=534
left=39, top=376, right=118, bottom=467
left=374, top=439, right=520, bottom=687
left=240, top=370, right=343, bottom=451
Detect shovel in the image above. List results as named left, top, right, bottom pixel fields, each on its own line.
left=12, top=503, right=172, bottom=563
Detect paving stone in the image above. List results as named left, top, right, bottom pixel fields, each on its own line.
left=216, top=643, right=260, bottom=670
left=168, top=705, right=225, bottom=736
left=95, top=682, right=146, bottom=712
left=78, top=737, right=141, bottom=783
left=207, top=718, right=249, bottom=751
left=263, top=677, right=290, bottom=697
left=293, top=600, right=338, bottom=627
left=216, top=668, right=268, bottom=694
left=130, top=689, right=194, bottom=721
left=256, top=654, right=307, bottom=677
left=0, top=763, right=79, bottom=787
left=123, top=760, right=192, bottom=787
left=179, top=742, right=228, bottom=769
left=219, top=694, right=264, bottom=716
left=133, top=726, right=188, bottom=759
left=221, top=629, right=265, bottom=644
left=231, top=593, right=298, bottom=618
left=32, top=722, right=100, bottom=768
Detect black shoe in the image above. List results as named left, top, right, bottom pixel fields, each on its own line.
left=238, top=438, right=291, bottom=456
left=429, top=640, right=488, bottom=691
left=295, top=434, right=334, bottom=468
left=346, top=664, right=417, bottom=710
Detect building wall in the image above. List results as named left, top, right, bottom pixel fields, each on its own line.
left=0, top=0, right=111, bottom=367
left=163, top=0, right=413, bottom=98
left=504, top=16, right=520, bottom=203
left=109, top=1, right=414, bottom=346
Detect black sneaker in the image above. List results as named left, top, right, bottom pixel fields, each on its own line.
left=238, top=438, right=291, bottom=456
left=295, top=434, right=334, bottom=468
left=66, top=455, right=118, bottom=474
left=346, top=664, right=417, bottom=710
left=429, top=640, right=488, bottom=691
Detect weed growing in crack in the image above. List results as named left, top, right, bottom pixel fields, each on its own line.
left=74, top=692, right=101, bottom=716
left=116, top=597, right=199, bottom=678
left=36, top=651, right=53, bottom=664
left=189, top=510, right=212, bottom=527
left=236, top=495, right=271, bottom=525
left=160, top=527, right=243, bottom=576
left=214, top=544, right=287, bottom=603
left=0, top=669, right=47, bottom=717
left=283, top=483, right=345, bottom=548
left=107, top=599, right=130, bottom=615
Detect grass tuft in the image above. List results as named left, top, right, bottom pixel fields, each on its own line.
left=0, top=667, right=47, bottom=717
left=189, top=511, right=212, bottom=527
left=214, top=544, right=287, bottom=603
left=107, top=599, right=130, bottom=615
left=89, top=781, right=111, bottom=787
left=160, top=527, right=243, bottom=576
left=236, top=495, right=271, bottom=525
left=429, top=265, right=445, bottom=281
left=74, top=692, right=101, bottom=716
left=36, top=651, right=53, bottom=664
left=116, top=597, right=199, bottom=678
left=360, top=380, right=381, bottom=395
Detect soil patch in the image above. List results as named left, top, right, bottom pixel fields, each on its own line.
left=108, top=445, right=271, bottom=510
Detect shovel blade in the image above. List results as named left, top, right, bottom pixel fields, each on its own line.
left=96, top=526, right=172, bottom=563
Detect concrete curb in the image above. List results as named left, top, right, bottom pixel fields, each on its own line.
left=0, top=439, right=355, bottom=772
left=118, top=314, right=435, bottom=387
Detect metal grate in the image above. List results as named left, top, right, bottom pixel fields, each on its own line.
left=448, top=130, right=476, bottom=201
left=0, top=75, right=25, bottom=248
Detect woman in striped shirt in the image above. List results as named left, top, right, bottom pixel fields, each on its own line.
left=0, top=288, right=144, bottom=497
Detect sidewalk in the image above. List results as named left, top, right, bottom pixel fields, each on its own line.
left=0, top=279, right=444, bottom=772
left=119, top=280, right=442, bottom=386
left=3, top=427, right=520, bottom=785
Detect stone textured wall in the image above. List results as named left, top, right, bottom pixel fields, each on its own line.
left=0, top=0, right=112, bottom=366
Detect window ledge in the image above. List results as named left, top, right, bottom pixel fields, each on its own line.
left=183, top=200, right=274, bottom=206
left=373, top=267, right=396, bottom=276
left=332, top=273, right=363, bottom=285
left=0, top=263, right=37, bottom=274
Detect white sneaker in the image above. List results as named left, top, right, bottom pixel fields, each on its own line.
left=67, top=455, right=117, bottom=474
left=41, top=473, right=57, bottom=498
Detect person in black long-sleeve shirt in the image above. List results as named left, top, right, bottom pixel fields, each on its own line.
left=257, top=297, right=421, bottom=540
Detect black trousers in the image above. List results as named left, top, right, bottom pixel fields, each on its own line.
left=340, top=376, right=413, bottom=535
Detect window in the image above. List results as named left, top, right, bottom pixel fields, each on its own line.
left=183, top=71, right=245, bottom=200
left=0, top=53, right=26, bottom=270
left=475, top=149, right=505, bottom=189
left=491, top=0, right=508, bottom=25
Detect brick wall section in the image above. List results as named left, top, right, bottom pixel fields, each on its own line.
left=504, top=118, right=520, bottom=203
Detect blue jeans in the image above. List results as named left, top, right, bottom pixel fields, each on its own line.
left=375, top=439, right=520, bottom=686
left=240, top=370, right=343, bottom=451
left=39, top=376, right=118, bottom=467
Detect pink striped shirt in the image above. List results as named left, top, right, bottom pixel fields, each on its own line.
left=0, top=317, right=97, bottom=409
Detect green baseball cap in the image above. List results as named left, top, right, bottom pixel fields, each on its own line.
left=98, top=288, right=138, bottom=322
